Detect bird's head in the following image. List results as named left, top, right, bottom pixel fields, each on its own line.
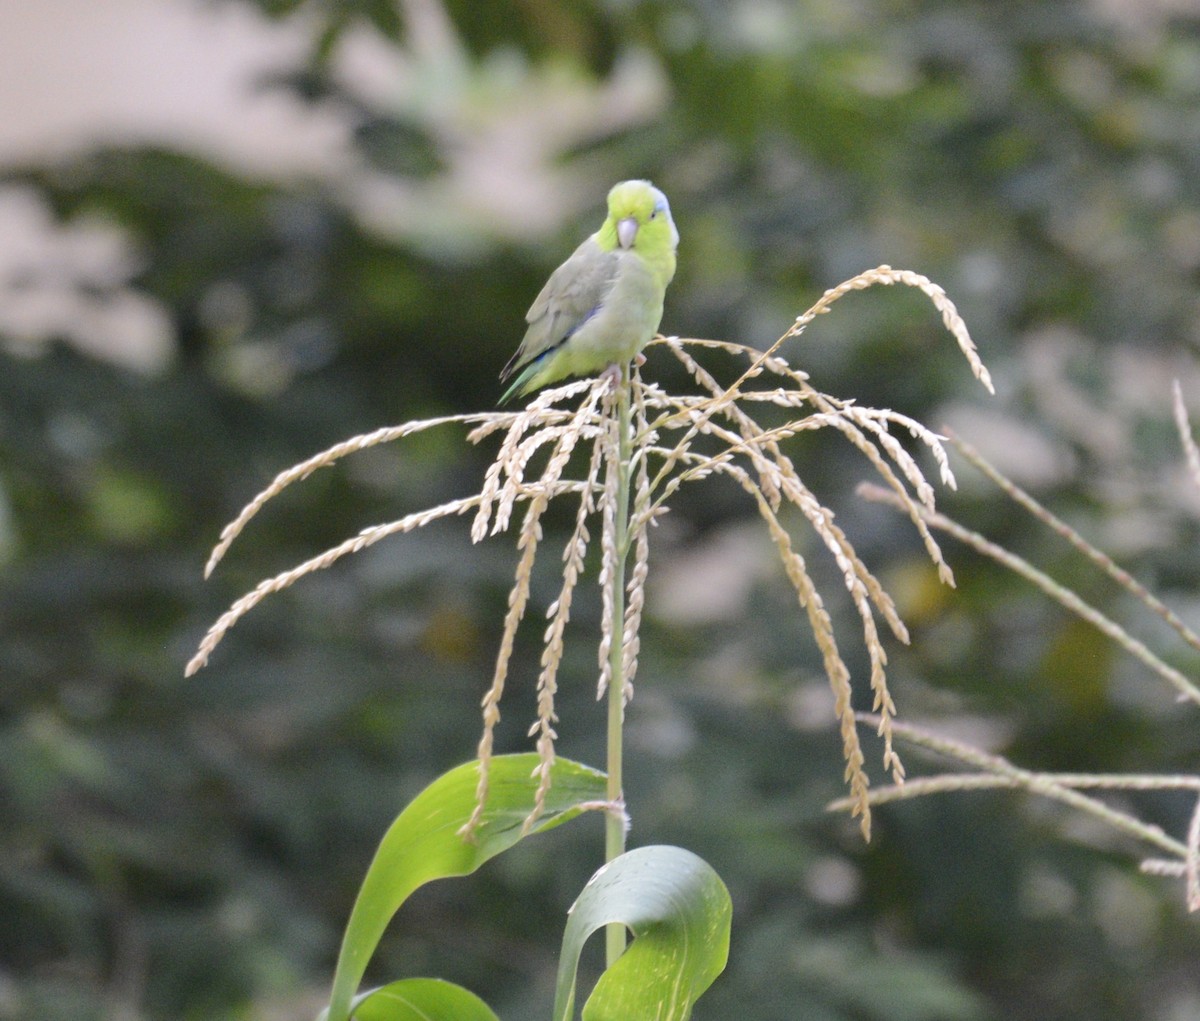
left=603, top=180, right=679, bottom=254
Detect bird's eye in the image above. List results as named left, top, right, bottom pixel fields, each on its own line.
left=650, top=210, right=658, bottom=219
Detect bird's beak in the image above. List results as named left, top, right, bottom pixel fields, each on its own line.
left=617, top=216, right=638, bottom=249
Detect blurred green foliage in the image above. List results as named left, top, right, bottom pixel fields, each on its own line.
left=3, top=1, right=1200, bottom=1019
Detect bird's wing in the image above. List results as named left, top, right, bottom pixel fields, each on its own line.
left=501, top=236, right=621, bottom=380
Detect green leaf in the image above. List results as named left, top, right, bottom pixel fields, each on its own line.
left=346, top=978, right=501, bottom=1021
left=553, top=845, right=732, bottom=1021
left=323, top=754, right=607, bottom=1021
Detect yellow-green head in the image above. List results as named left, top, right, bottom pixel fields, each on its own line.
left=598, top=179, right=679, bottom=285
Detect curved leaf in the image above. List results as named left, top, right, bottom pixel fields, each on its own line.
left=324, top=753, right=607, bottom=1021
left=346, top=978, right=501, bottom=1021
left=553, top=845, right=732, bottom=1021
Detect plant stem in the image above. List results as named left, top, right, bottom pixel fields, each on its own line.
left=604, top=368, right=634, bottom=967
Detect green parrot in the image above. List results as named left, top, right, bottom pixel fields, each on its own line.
left=500, top=179, right=678, bottom=403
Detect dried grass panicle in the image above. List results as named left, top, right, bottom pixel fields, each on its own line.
left=759, top=432, right=910, bottom=642
left=656, top=333, right=951, bottom=613
left=812, top=406, right=955, bottom=587
left=619, top=383, right=656, bottom=701
left=1174, top=380, right=1200, bottom=496
left=653, top=343, right=903, bottom=627
left=841, top=712, right=1200, bottom=909
left=724, top=459, right=873, bottom=836
left=860, top=467, right=1200, bottom=708
left=686, top=405, right=911, bottom=688
left=946, top=425, right=1200, bottom=665
left=522, top=426, right=607, bottom=833
left=462, top=489, right=543, bottom=838
left=205, top=413, right=502, bottom=578
left=478, top=386, right=603, bottom=540
left=1188, top=796, right=1200, bottom=912
left=845, top=408, right=941, bottom=507
left=467, top=385, right=608, bottom=837
left=596, top=405, right=623, bottom=701
left=185, top=493, right=482, bottom=677
left=661, top=339, right=784, bottom=510
left=634, top=270, right=993, bottom=827
left=783, top=265, right=993, bottom=397
left=190, top=266, right=989, bottom=845
left=802, top=396, right=954, bottom=576
left=470, top=379, right=597, bottom=541
left=621, top=450, right=652, bottom=700
left=848, top=385, right=1200, bottom=907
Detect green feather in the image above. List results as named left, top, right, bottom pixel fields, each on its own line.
left=499, top=357, right=548, bottom=405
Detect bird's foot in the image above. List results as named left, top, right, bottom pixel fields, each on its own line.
left=599, top=363, right=623, bottom=394
left=634, top=352, right=646, bottom=367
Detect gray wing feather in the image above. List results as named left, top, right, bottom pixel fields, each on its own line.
left=502, top=236, right=620, bottom=380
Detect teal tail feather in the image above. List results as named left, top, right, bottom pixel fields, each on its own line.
left=498, top=357, right=546, bottom=405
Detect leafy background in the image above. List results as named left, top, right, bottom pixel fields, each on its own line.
left=3, top=1, right=1200, bottom=1018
